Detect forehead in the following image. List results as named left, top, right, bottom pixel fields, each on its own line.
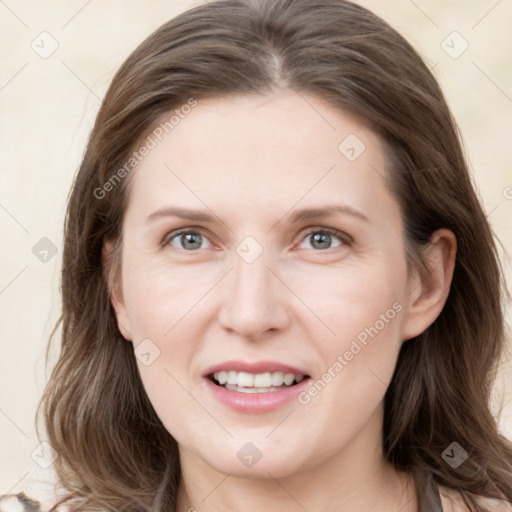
left=124, top=90, right=396, bottom=225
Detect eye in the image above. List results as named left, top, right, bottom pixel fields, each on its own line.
left=163, top=227, right=351, bottom=253
left=165, top=230, right=213, bottom=251
left=298, top=228, right=351, bottom=251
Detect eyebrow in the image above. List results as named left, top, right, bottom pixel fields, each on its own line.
left=288, top=205, right=369, bottom=224
left=145, top=205, right=370, bottom=224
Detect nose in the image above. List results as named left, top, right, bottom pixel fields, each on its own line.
left=218, top=247, right=290, bottom=340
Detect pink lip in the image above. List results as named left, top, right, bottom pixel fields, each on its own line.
left=203, top=376, right=311, bottom=414
left=202, top=360, right=309, bottom=378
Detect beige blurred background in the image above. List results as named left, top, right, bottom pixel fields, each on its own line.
left=1, top=0, right=511, bottom=495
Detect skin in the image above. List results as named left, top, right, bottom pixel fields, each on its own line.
left=108, top=89, right=457, bottom=512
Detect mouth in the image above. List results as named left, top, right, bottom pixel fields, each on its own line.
left=207, top=370, right=310, bottom=394
left=203, top=362, right=312, bottom=412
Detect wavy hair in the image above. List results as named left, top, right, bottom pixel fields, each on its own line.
left=37, top=0, right=512, bottom=510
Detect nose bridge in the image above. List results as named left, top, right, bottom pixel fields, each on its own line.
left=232, top=249, right=270, bottom=303
left=218, top=241, right=289, bottom=338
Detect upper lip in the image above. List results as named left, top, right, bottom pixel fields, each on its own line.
left=202, top=360, right=310, bottom=377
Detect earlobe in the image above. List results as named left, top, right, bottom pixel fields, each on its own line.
left=401, top=229, right=457, bottom=341
left=103, top=240, right=133, bottom=342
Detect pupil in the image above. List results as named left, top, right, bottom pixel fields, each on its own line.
left=312, top=232, right=330, bottom=249
left=183, top=233, right=202, bottom=250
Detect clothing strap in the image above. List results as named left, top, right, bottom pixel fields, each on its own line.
left=416, top=469, right=444, bottom=512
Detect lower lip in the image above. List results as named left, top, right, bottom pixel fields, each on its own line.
left=203, top=377, right=310, bottom=413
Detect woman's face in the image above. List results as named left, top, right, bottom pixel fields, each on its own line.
left=111, top=90, right=429, bottom=478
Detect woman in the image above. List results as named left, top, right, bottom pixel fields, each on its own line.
left=2, top=0, right=511, bottom=510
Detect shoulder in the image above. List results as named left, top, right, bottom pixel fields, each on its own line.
left=0, top=475, right=73, bottom=512
left=439, top=485, right=512, bottom=512
left=0, top=492, right=45, bottom=511
left=0, top=492, right=73, bottom=512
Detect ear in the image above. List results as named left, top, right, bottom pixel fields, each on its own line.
left=103, top=240, right=133, bottom=341
left=401, top=229, right=457, bottom=341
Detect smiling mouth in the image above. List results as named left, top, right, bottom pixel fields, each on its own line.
left=208, top=370, right=310, bottom=393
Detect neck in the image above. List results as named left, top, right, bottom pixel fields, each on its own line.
left=174, top=407, right=417, bottom=512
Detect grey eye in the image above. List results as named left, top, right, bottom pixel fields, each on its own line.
left=300, top=230, right=344, bottom=250
left=170, top=231, right=209, bottom=251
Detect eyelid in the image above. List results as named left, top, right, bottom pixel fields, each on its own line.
left=161, top=226, right=217, bottom=249
left=294, top=226, right=353, bottom=249
left=162, top=225, right=353, bottom=251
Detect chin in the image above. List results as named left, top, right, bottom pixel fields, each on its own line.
left=194, top=440, right=313, bottom=480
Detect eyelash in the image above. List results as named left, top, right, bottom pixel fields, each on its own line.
left=162, top=227, right=352, bottom=253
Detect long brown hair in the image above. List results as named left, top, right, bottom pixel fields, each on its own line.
left=37, top=0, right=512, bottom=510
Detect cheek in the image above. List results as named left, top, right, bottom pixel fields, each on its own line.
left=123, top=243, right=408, bottom=374
left=122, top=240, right=408, bottom=421
left=287, top=254, right=407, bottom=345
left=292, top=255, right=407, bottom=414
left=122, top=254, right=222, bottom=339
left=135, top=360, right=204, bottom=444
left=120, top=257, right=217, bottom=435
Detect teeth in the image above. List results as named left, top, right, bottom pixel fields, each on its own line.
left=212, top=370, right=305, bottom=388
left=237, top=372, right=254, bottom=387
left=224, top=384, right=283, bottom=393
left=283, top=373, right=295, bottom=386
left=271, top=372, right=284, bottom=386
